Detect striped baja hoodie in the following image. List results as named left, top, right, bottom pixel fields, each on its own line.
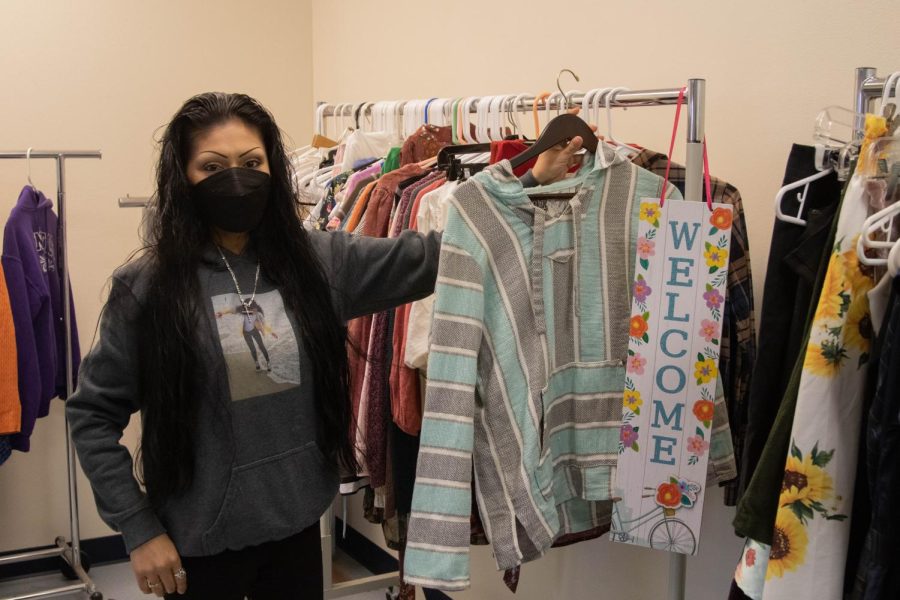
left=404, top=145, right=735, bottom=589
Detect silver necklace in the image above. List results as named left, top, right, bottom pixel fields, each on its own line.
left=216, top=246, right=261, bottom=317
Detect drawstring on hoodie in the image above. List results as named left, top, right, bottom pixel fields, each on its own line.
left=570, top=196, right=584, bottom=318
left=530, top=208, right=547, bottom=335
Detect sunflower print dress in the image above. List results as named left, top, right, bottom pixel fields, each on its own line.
left=733, top=171, right=875, bottom=599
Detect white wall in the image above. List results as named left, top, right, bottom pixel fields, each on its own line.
left=311, top=0, right=900, bottom=598
left=0, top=0, right=314, bottom=552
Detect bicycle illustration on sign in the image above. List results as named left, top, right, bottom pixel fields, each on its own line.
left=610, top=478, right=700, bottom=554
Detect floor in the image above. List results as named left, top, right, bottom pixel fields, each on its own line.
left=0, top=549, right=393, bottom=599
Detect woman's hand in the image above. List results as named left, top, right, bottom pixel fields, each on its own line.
left=531, top=108, right=598, bottom=185
left=130, top=534, right=187, bottom=596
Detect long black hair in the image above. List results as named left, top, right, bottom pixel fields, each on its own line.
left=137, top=92, right=356, bottom=506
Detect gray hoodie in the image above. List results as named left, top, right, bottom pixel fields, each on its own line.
left=66, top=229, right=440, bottom=556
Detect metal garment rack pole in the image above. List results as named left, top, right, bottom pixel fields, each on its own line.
left=0, top=151, right=103, bottom=600
left=853, top=66, right=897, bottom=140
left=318, top=87, right=685, bottom=120
left=318, top=79, right=706, bottom=600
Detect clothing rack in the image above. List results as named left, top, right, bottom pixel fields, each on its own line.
left=0, top=150, right=103, bottom=600
left=317, top=79, right=706, bottom=600
left=855, top=66, right=898, bottom=139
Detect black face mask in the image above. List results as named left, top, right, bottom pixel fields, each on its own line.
left=191, top=167, right=271, bottom=233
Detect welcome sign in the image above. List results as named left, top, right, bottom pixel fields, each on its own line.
left=610, top=198, right=732, bottom=555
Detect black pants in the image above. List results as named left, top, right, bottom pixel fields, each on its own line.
left=243, top=328, right=270, bottom=364
left=166, top=524, right=322, bottom=600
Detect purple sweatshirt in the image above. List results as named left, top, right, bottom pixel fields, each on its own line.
left=3, top=186, right=80, bottom=451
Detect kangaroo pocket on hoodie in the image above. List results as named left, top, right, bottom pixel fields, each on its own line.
left=201, top=441, right=336, bottom=555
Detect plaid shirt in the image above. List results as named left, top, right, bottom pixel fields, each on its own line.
left=632, top=150, right=756, bottom=505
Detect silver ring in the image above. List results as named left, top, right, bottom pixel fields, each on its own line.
left=147, top=580, right=160, bottom=588
left=174, top=568, right=187, bottom=579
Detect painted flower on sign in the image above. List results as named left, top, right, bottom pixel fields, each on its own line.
left=627, top=353, right=647, bottom=375
left=687, top=435, right=709, bottom=456
left=704, top=245, right=729, bottom=269
left=620, top=424, right=639, bottom=447
left=637, top=236, right=656, bottom=260
left=699, top=319, right=719, bottom=342
left=710, top=207, right=733, bottom=231
left=633, top=276, right=652, bottom=303
left=629, top=314, right=649, bottom=339
left=639, top=202, right=661, bottom=226
left=694, top=357, right=718, bottom=384
left=693, top=399, right=715, bottom=424
left=656, top=482, right=682, bottom=509
left=703, top=288, right=723, bottom=310
left=623, top=389, right=643, bottom=412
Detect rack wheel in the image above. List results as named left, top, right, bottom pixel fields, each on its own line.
left=58, top=549, right=92, bottom=579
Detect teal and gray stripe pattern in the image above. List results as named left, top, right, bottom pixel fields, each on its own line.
left=405, top=146, right=735, bottom=589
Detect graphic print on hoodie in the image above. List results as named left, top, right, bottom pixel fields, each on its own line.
left=211, top=289, right=300, bottom=401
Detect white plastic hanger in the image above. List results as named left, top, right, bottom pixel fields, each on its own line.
left=879, top=71, right=900, bottom=116
left=425, top=98, right=443, bottom=127
left=460, top=97, right=478, bottom=142
left=315, top=104, right=330, bottom=137
left=490, top=96, right=504, bottom=140
left=546, top=91, right=564, bottom=118
left=566, top=90, right=583, bottom=116
left=888, top=237, right=900, bottom=277
left=370, top=102, right=383, bottom=132
left=604, top=87, right=640, bottom=158
left=416, top=99, right=428, bottom=134
left=391, top=100, right=402, bottom=138
left=581, top=88, right=598, bottom=122
left=857, top=200, right=900, bottom=266
left=488, top=95, right=501, bottom=140
left=26, top=147, right=35, bottom=189
left=490, top=95, right=508, bottom=140
left=360, top=102, right=375, bottom=132
left=511, top=93, right=532, bottom=138
left=589, top=87, right=613, bottom=136
left=402, top=100, right=415, bottom=138
left=475, top=96, right=491, bottom=142
left=332, top=103, right=345, bottom=133
left=774, top=167, right=833, bottom=226
left=344, top=104, right=355, bottom=131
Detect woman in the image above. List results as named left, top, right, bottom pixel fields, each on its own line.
left=67, top=92, right=583, bottom=599
left=216, top=299, right=276, bottom=372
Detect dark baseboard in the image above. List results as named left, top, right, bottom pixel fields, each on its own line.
left=333, top=518, right=452, bottom=600
left=2, top=523, right=452, bottom=599
left=0, top=534, right=126, bottom=579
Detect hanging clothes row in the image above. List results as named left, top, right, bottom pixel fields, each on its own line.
left=0, top=184, right=81, bottom=465
left=307, top=83, right=755, bottom=595
left=731, top=71, right=900, bottom=600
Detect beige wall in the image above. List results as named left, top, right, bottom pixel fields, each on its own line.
left=0, top=0, right=314, bottom=552
left=1, top=0, right=899, bottom=597
left=311, top=0, right=900, bottom=598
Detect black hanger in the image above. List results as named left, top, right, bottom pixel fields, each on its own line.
left=436, top=143, right=492, bottom=170
left=437, top=143, right=492, bottom=181
left=509, top=114, right=597, bottom=170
